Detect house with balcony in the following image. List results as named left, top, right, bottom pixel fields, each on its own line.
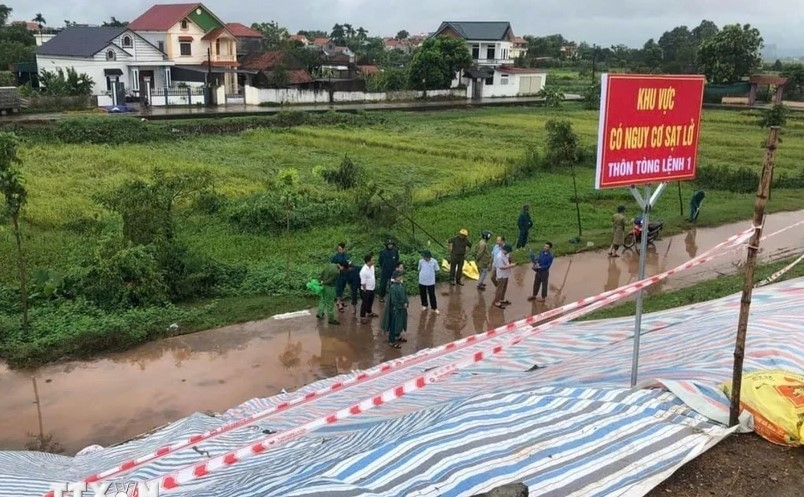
left=432, top=21, right=545, bottom=98
left=129, top=3, right=240, bottom=95
left=35, top=26, right=173, bottom=106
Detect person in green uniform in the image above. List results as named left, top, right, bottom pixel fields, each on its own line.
left=381, top=270, right=409, bottom=348
left=609, top=205, right=627, bottom=257
left=317, top=261, right=348, bottom=325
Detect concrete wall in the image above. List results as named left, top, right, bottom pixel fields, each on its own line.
left=243, top=86, right=465, bottom=105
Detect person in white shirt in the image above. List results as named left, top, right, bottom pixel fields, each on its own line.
left=359, top=254, right=379, bottom=323
left=417, top=250, right=440, bottom=314
left=493, top=244, right=515, bottom=309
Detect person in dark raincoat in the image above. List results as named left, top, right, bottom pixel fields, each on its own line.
left=516, top=204, right=533, bottom=248
left=381, top=270, right=408, bottom=348
left=378, top=239, right=399, bottom=302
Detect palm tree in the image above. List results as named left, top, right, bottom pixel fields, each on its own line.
left=343, top=23, right=355, bottom=40
left=356, top=27, right=368, bottom=40
left=33, top=13, right=46, bottom=45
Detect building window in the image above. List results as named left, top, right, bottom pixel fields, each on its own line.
left=106, top=49, right=116, bottom=61
left=132, top=69, right=139, bottom=91
left=122, top=35, right=132, bottom=48
left=180, top=19, right=189, bottom=30
left=485, top=76, right=493, bottom=86
left=471, top=44, right=479, bottom=59
left=501, top=75, right=509, bottom=85
left=215, top=39, right=221, bottom=55
left=486, top=46, right=495, bottom=60
left=180, top=42, right=192, bottom=56
left=157, top=41, right=165, bottom=52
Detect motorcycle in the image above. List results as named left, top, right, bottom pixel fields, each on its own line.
left=623, top=216, right=664, bottom=249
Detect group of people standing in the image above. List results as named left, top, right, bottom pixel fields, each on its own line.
left=315, top=204, right=555, bottom=348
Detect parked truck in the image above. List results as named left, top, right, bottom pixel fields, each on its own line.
left=0, top=87, right=21, bottom=115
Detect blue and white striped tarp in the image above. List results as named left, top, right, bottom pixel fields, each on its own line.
left=1, top=277, right=802, bottom=497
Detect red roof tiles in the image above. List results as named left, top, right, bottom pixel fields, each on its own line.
left=239, top=51, right=285, bottom=71
left=226, top=23, right=263, bottom=38
left=312, top=37, right=329, bottom=46
left=129, top=3, right=200, bottom=31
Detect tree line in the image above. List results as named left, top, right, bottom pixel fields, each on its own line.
left=516, top=20, right=795, bottom=87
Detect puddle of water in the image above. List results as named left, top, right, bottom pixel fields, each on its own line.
left=0, top=211, right=802, bottom=454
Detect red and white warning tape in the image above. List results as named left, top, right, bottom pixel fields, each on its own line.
left=61, top=227, right=759, bottom=493
left=132, top=226, right=758, bottom=494
left=756, top=252, right=804, bottom=287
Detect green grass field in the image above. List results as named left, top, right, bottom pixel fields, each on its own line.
left=1, top=105, right=803, bottom=366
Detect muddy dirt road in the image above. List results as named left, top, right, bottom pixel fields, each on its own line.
left=1, top=211, right=802, bottom=454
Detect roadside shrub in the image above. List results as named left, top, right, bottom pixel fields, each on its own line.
left=521, top=143, right=543, bottom=175
left=54, top=118, right=174, bottom=144
left=696, top=164, right=758, bottom=193
left=0, top=299, right=199, bottom=367
left=80, top=243, right=170, bottom=309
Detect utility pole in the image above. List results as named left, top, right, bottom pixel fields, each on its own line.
left=729, top=126, right=781, bottom=427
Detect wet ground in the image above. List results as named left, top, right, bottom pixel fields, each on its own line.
left=0, top=211, right=802, bottom=455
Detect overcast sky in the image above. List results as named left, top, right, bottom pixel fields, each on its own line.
left=8, top=0, right=804, bottom=50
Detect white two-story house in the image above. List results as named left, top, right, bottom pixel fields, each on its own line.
left=432, top=21, right=545, bottom=98
left=129, top=2, right=239, bottom=94
left=35, top=26, right=173, bottom=106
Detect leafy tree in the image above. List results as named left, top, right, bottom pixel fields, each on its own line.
left=0, top=4, right=11, bottom=26
left=251, top=21, right=290, bottom=50
left=658, top=26, right=697, bottom=73
left=0, top=40, right=35, bottom=71
left=396, top=30, right=409, bottom=40
left=698, top=23, right=763, bottom=84
left=0, top=132, right=29, bottom=333
left=269, top=60, right=291, bottom=88
left=692, top=20, right=719, bottom=44
left=544, top=120, right=583, bottom=237
left=781, top=63, right=804, bottom=99
left=330, top=23, right=345, bottom=45
left=297, top=29, right=327, bottom=39
left=366, top=68, right=408, bottom=91
left=101, top=17, right=128, bottom=27
left=408, top=36, right=472, bottom=90
left=771, top=59, right=783, bottom=71
left=537, top=87, right=565, bottom=108
left=639, top=38, right=663, bottom=71
left=270, top=168, right=306, bottom=278
left=32, top=13, right=45, bottom=28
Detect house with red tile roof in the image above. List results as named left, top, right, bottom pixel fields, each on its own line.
left=129, top=3, right=240, bottom=94
left=289, top=34, right=309, bottom=46
left=226, top=23, right=263, bottom=54
left=239, top=50, right=313, bottom=87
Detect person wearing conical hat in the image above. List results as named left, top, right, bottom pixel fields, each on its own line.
left=448, top=228, right=472, bottom=286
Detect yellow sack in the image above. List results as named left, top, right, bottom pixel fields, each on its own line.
left=440, top=259, right=480, bottom=280
left=722, top=370, right=804, bottom=446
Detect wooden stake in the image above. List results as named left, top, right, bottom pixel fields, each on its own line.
left=32, top=376, right=44, bottom=440
left=729, top=126, right=780, bottom=427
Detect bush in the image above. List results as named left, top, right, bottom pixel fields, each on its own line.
left=225, top=191, right=352, bottom=233
left=80, top=242, right=170, bottom=309
left=321, top=155, right=363, bottom=190
left=0, top=299, right=199, bottom=367
left=695, top=164, right=758, bottom=193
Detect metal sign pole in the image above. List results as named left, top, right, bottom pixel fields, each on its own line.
left=629, top=182, right=666, bottom=387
